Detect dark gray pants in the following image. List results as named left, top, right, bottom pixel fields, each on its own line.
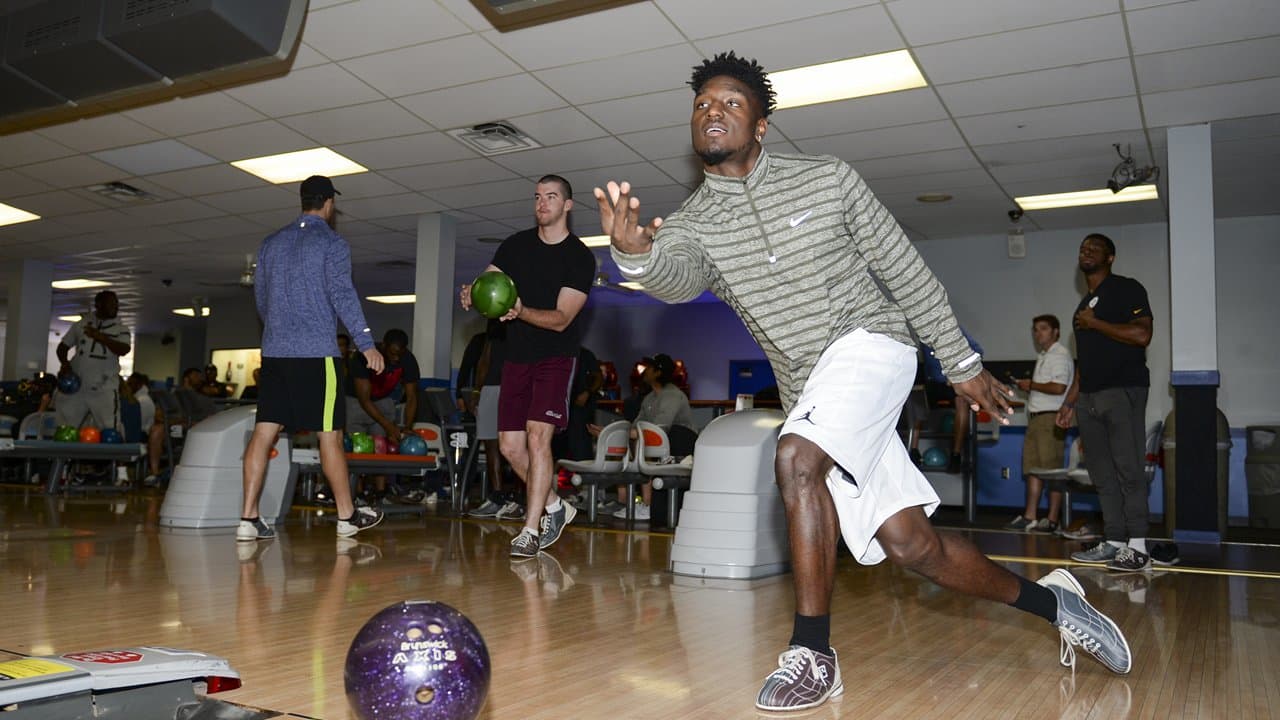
left=1077, top=386, right=1149, bottom=542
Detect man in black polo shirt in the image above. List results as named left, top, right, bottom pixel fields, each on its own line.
left=1057, top=233, right=1154, bottom=572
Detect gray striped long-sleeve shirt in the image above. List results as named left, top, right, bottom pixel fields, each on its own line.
left=611, top=151, right=980, bottom=411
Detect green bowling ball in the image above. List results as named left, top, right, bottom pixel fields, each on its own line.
left=471, top=271, right=517, bottom=319
left=350, top=432, right=375, bottom=454
left=54, top=425, right=79, bottom=442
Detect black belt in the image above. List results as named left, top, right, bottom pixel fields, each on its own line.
left=1029, top=411, right=1056, bottom=417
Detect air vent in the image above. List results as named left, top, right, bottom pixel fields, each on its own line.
left=87, top=181, right=159, bottom=202
left=446, top=121, right=542, bottom=156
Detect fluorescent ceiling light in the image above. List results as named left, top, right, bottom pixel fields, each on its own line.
left=366, top=294, right=416, bottom=304
left=581, top=235, right=611, bottom=248
left=52, top=279, right=110, bottom=289
left=231, top=147, right=368, bottom=184
left=770, top=50, right=927, bottom=110
left=173, top=307, right=211, bottom=317
left=58, top=315, right=83, bottom=322
left=618, top=281, right=644, bottom=291
left=0, top=202, right=41, bottom=227
left=1016, top=185, right=1159, bottom=211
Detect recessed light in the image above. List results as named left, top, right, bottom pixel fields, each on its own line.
left=1016, top=185, right=1158, bottom=211
left=230, top=147, right=368, bottom=184
left=916, top=193, right=953, bottom=203
left=52, top=279, right=110, bottom=289
left=581, top=235, right=611, bottom=248
left=366, top=295, right=417, bottom=304
left=173, top=307, right=211, bottom=317
left=0, top=202, right=41, bottom=227
left=770, top=50, right=927, bottom=110
left=58, top=315, right=83, bottom=322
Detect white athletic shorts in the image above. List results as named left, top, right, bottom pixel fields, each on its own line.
left=780, top=328, right=940, bottom=565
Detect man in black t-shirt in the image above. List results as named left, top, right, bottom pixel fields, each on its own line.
left=347, top=328, right=421, bottom=444
left=460, top=174, right=596, bottom=558
left=1056, top=233, right=1155, bottom=572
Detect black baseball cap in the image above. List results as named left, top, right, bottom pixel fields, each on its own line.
left=301, top=175, right=342, bottom=199
left=651, top=354, right=675, bottom=379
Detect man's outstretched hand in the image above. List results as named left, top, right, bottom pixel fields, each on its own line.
left=952, top=370, right=1016, bottom=425
left=593, top=180, right=663, bottom=254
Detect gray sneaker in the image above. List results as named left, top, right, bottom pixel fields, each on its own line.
left=236, top=517, right=275, bottom=542
left=495, top=501, right=525, bottom=520
left=538, top=502, right=577, bottom=550
left=1106, top=546, right=1152, bottom=573
left=1037, top=568, right=1131, bottom=674
left=1071, top=541, right=1119, bottom=564
left=755, top=645, right=843, bottom=711
left=468, top=499, right=502, bottom=518
left=510, top=529, right=539, bottom=558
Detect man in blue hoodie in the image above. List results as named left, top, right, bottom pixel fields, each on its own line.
left=239, top=175, right=385, bottom=543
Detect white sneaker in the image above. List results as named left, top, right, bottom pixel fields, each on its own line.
left=612, top=501, right=650, bottom=521
left=495, top=501, right=525, bottom=520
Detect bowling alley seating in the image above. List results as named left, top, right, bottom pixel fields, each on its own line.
left=15, top=411, right=58, bottom=483
left=1030, top=421, right=1164, bottom=527
left=635, top=421, right=695, bottom=527
left=560, top=420, right=636, bottom=522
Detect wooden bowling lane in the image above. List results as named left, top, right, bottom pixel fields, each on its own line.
left=1, top=490, right=1278, bottom=719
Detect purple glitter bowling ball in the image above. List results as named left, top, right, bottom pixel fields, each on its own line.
left=345, top=601, right=490, bottom=720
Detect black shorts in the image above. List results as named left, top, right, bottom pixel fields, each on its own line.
left=257, top=357, right=346, bottom=432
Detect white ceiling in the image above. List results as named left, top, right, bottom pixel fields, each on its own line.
left=1, top=0, right=1279, bottom=331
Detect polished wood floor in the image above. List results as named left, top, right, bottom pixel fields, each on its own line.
left=1, top=489, right=1278, bottom=719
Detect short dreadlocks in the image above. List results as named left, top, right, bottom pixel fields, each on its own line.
left=688, top=51, right=776, bottom=118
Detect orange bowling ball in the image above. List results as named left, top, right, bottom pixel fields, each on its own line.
left=78, top=427, right=101, bottom=443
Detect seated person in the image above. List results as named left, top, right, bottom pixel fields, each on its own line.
left=239, top=368, right=262, bottom=400
left=175, top=367, right=218, bottom=425
left=347, top=329, right=420, bottom=502
left=591, top=353, right=696, bottom=521
left=199, top=364, right=230, bottom=398
left=126, top=373, right=167, bottom=486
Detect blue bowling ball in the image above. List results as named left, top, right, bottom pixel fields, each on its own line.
left=58, top=372, right=82, bottom=395
left=99, top=428, right=123, bottom=444
left=399, top=434, right=428, bottom=456
left=343, top=434, right=354, bottom=453
left=922, top=446, right=949, bottom=468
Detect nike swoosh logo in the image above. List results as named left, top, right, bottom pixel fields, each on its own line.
left=789, top=210, right=813, bottom=228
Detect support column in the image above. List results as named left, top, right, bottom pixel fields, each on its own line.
left=1167, top=123, right=1221, bottom=542
left=2, top=259, right=54, bottom=380
left=412, top=213, right=457, bottom=380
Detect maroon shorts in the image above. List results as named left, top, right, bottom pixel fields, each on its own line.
left=498, top=355, right=576, bottom=432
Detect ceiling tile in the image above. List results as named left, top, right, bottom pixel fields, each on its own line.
left=0, top=132, right=76, bottom=168
left=147, top=164, right=268, bottom=197
left=92, top=140, right=219, bottom=176
left=975, top=130, right=1157, bottom=168
left=991, top=156, right=1128, bottom=184
left=52, top=208, right=150, bottom=234
left=491, top=136, right=642, bottom=176
left=1211, top=114, right=1280, bottom=143
left=292, top=42, right=332, bottom=69
left=533, top=44, right=700, bottom=105
left=888, top=0, right=1118, bottom=45
left=280, top=101, right=433, bottom=145
left=867, top=168, right=998, bottom=196
left=796, top=120, right=966, bottom=161
left=168, top=215, right=267, bottom=241
left=0, top=169, right=52, bottom=198
left=335, top=132, right=477, bottom=171
left=398, top=75, right=565, bottom=130
left=36, top=114, right=165, bottom=153
left=341, top=35, right=521, bottom=98
left=180, top=121, right=317, bottom=162
left=383, top=159, right=519, bottom=191
left=432, top=0, right=494, bottom=31
left=428, top=179, right=533, bottom=209
left=323, top=172, right=409, bottom=199
left=618, top=125, right=693, bottom=161
left=956, top=97, right=1143, bottom=146
left=1025, top=200, right=1167, bottom=230
left=1134, top=36, right=1280, bottom=94
left=852, top=149, right=983, bottom=179
left=303, top=0, right=470, bottom=60
left=341, top=192, right=445, bottom=219
left=481, top=3, right=682, bottom=70
left=465, top=197, right=536, bottom=222
left=124, top=92, right=265, bottom=136
left=505, top=107, right=607, bottom=147
left=118, top=198, right=225, bottom=225
left=573, top=163, right=677, bottom=193
left=580, top=89, right=688, bottom=136
left=693, top=5, right=903, bottom=71
left=656, top=0, right=876, bottom=39
left=771, top=88, right=949, bottom=140
left=915, top=15, right=1128, bottom=85
left=200, top=186, right=298, bottom=214
left=1126, top=0, right=1280, bottom=54
left=225, top=63, right=383, bottom=117
left=1143, top=77, right=1280, bottom=127
left=19, top=155, right=128, bottom=189
left=937, top=59, right=1136, bottom=118
left=8, top=189, right=109, bottom=216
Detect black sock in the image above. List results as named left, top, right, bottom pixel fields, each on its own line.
left=1010, top=576, right=1058, bottom=623
left=339, top=514, right=353, bottom=523
left=789, top=613, right=831, bottom=653
left=240, top=516, right=258, bottom=522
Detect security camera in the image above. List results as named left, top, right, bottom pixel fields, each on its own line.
left=161, top=278, right=173, bottom=287
left=1008, top=209, right=1024, bottom=223
left=1107, top=144, right=1160, bottom=193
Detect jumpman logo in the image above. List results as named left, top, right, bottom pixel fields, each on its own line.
left=794, top=407, right=817, bottom=425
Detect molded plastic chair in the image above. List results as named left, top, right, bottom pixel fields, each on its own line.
left=559, top=420, right=637, bottom=523
left=635, top=421, right=695, bottom=527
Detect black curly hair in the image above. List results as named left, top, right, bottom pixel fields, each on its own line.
left=688, top=51, right=776, bottom=118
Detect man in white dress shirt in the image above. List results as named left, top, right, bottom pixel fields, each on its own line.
left=1008, top=314, right=1073, bottom=532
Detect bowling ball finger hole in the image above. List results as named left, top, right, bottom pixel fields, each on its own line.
left=415, top=686, right=436, bottom=705
left=406, top=626, right=424, bottom=641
